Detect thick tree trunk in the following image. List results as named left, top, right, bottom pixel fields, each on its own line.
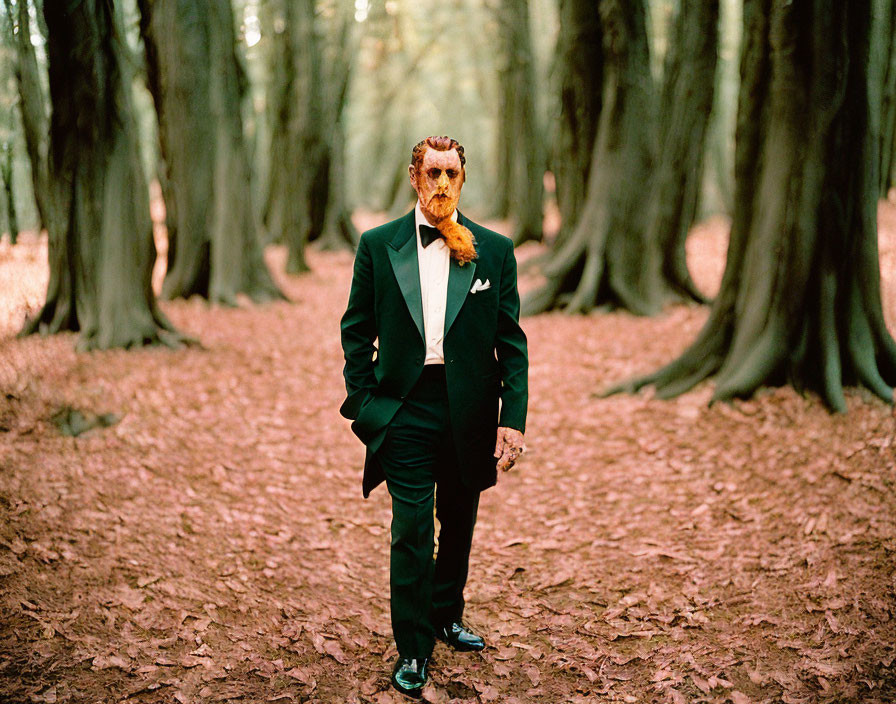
left=552, top=0, right=602, bottom=248
left=3, top=0, right=55, bottom=235
left=23, top=0, right=180, bottom=349
left=523, top=0, right=656, bottom=315
left=495, top=0, right=544, bottom=245
left=1, top=142, right=18, bottom=244
left=138, top=0, right=282, bottom=303
left=525, top=0, right=718, bottom=316
left=264, top=0, right=328, bottom=274
left=641, top=0, right=719, bottom=305
left=609, top=0, right=896, bottom=412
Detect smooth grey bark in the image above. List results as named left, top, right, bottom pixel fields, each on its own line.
left=608, top=0, right=896, bottom=412
left=23, top=0, right=181, bottom=349
left=138, top=0, right=282, bottom=303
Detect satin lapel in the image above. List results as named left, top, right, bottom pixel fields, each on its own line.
left=445, top=211, right=477, bottom=334
left=387, top=213, right=424, bottom=341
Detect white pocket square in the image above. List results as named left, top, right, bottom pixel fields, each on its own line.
left=470, top=278, right=491, bottom=294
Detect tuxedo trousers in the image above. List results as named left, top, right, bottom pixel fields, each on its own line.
left=376, top=364, right=481, bottom=659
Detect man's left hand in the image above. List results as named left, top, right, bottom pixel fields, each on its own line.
left=494, top=427, right=525, bottom=473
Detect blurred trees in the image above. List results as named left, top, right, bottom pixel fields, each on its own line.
left=2, top=0, right=54, bottom=237
left=0, top=10, right=18, bottom=244
left=263, top=0, right=356, bottom=273
left=493, top=0, right=544, bottom=244
left=612, top=0, right=896, bottom=411
left=138, top=0, right=282, bottom=303
left=23, top=0, right=180, bottom=348
left=525, top=0, right=719, bottom=315
left=551, top=0, right=600, bottom=256
left=316, top=2, right=358, bottom=252
left=878, top=0, right=896, bottom=197
left=641, top=0, right=719, bottom=305
left=345, top=0, right=420, bottom=216
left=264, top=0, right=326, bottom=273
left=1, top=141, right=17, bottom=244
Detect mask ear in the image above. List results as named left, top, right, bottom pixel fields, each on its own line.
left=408, top=164, right=418, bottom=189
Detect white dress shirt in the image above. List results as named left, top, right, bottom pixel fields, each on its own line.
left=414, top=201, right=457, bottom=365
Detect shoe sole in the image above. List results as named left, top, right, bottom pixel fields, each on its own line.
left=435, top=634, right=485, bottom=652
left=391, top=678, right=424, bottom=699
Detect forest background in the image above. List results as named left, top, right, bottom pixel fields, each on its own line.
left=1, top=1, right=896, bottom=703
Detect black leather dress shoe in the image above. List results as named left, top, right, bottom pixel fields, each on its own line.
left=391, top=657, right=429, bottom=698
left=436, top=621, right=485, bottom=651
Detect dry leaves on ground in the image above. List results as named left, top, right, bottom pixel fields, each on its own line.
left=0, top=203, right=894, bottom=703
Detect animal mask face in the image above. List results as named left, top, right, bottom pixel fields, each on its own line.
left=409, top=145, right=476, bottom=264
left=410, top=147, right=465, bottom=224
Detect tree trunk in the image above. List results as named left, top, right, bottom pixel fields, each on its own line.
left=641, top=0, right=719, bottom=305
left=318, top=125, right=359, bottom=250
left=138, top=0, right=282, bottom=303
left=316, top=5, right=358, bottom=252
left=876, top=0, right=896, bottom=197
left=523, top=0, right=656, bottom=315
left=264, top=0, right=328, bottom=274
left=3, top=0, right=55, bottom=235
left=525, top=0, right=719, bottom=316
left=609, top=0, right=896, bottom=412
left=1, top=142, right=18, bottom=244
left=494, top=0, right=544, bottom=244
left=552, top=0, right=602, bottom=249
left=23, top=0, right=180, bottom=349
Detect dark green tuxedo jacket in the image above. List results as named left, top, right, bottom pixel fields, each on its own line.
left=340, top=210, right=528, bottom=498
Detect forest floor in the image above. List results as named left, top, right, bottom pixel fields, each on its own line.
left=0, top=201, right=895, bottom=704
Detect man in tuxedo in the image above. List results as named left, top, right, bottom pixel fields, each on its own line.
left=340, top=135, right=528, bottom=697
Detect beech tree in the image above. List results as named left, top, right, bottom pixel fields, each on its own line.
left=138, top=0, right=282, bottom=303
left=523, top=1, right=631, bottom=313
left=551, top=0, right=601, bottom=255
left=610, top=0, right=896, bottom=412
left=264, top=0, right=328, bottom=273
left=2, top=0, right=55, bottom=236
left=524, top=0, right=719, bottom=316
left=641, top=0, right=719, bottom=306
left=314, top=1, right=358, bottom=252
left=878, top=0, right=896, bottom=197
left=1, top=141, right=16, bottom=244
left=23, top=0, right=180, bottom=349
left=494, top=0, right=544, bottom=245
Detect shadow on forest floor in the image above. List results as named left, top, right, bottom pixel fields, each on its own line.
left=0, top=203, right=895, bottom=703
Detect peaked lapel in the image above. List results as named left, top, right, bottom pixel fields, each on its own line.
left=386, top=212, right=425, bottom=342
left=445, top=211, right=477, bottom=335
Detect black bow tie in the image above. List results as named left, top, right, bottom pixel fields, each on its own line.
left=419, top=224, right=444, bottom=248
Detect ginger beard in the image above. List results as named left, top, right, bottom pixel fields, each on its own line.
left=410, top=147, right=477, bottom=265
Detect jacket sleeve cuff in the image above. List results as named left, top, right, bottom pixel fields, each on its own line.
left=498, top=407, right=526, bottom=434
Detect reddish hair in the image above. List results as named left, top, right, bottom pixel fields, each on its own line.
left=411, top=135, right=466, bottom=173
